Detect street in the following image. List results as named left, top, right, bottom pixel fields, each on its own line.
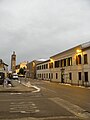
left=0, top=79, right=90, bottom=120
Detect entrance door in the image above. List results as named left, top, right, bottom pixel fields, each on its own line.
left=61, top=68, right=65, bottom=83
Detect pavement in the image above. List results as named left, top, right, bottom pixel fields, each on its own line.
left=0, top=79, right=38, bottom=93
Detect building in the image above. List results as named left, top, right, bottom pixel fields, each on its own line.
left=36, top=60, right=50, bottom=80
left=0, top=59, right=8, bottom=78
left=36, top=41, right=90, bottom=86
left=26, top=60, right=42, bottom=79
left=11, top=51, right=16, bottom=73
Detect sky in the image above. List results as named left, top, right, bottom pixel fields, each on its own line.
left=0, top=0, right=90, bottom=67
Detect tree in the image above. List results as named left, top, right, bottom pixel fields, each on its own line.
left=18, top=68, right=25, bottom=75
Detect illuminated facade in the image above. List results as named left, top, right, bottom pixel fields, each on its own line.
left=36, top=41, right=90, bottom=86
left=15, top=61, right=28, bottom=74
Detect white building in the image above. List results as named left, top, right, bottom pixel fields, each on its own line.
left=36, top=41, right=90, bottom=86
left=36, top=60, right=51, bottom=80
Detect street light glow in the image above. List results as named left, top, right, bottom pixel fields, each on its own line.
left=76, top=49, right=82, bottom=53
left=50, top=59, right=54, bottom=63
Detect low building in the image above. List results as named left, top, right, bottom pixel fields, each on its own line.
left=36, top=41, right=90, bottom=86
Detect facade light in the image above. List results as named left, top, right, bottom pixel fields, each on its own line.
left=50, top=59, right=54, bottom=63
left=76, top=49, right=82, bottom=53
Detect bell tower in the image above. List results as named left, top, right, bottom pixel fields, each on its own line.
left=11, top=51, right=16, bottom=73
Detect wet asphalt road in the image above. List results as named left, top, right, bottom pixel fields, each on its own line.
left=0, top=79, right=90, bottom=120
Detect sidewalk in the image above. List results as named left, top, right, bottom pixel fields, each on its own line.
left=0, top=80, right=36, bottom=93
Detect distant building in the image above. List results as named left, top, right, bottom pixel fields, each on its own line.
left=36, top=41, right=90, bottom=87
left=26, top=60, right=42, bottom=79
left=11, top=51, right=16, bottom=73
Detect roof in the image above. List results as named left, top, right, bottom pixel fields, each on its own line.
left=36, top=59, right=50, bottom=65
left=81, top=41, right=90, bottom=49
left=50, top=45, right=81, bottom=58
left=50, top=41, right=90, bottom=59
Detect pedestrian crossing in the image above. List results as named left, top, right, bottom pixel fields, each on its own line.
left=9, top=101, right=40, bottom=114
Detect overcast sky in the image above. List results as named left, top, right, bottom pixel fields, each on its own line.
left=0, top=0, right=90, bottom=66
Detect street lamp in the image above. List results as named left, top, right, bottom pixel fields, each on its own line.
left=76, top=49, right=82, bottom=54
left=50, top=59, right=54, bottom=63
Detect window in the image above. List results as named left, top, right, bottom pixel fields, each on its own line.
left=84, top=72, right=88, bottom=82
left=40, top=66, right=41, bottom=70
left=44, top=65, right=45, bottom=69
left=64, top=59, right=66, bottom=67
left=56, top=73, right=58, bottom=79
left=44, top=74, right=45, bottom=78
left=68, top=57, right=72, bottom=66
left=78, top=55, right=81, bottom=64
left=66, top=58, right=68, bottom=66
left=49, top=63, right=53, bottom=68
left=46, top=64, right=48, bottom=69
left=46, top=73, right=48, bottom=78
left=61, top=60, right=64, bottom=67
left=51, top=73, right=53, bottom=79
left=40, top=74, right=41, bottom=78
left=78, top=72, right=81, bottom=80
left=84, top=54, right=88, bottom=64
left=55, top=61, right=59, bottom=68
left=42, top=74, right=43, bottom=79
left=76, top=55, right=81, bottom=65
left=42, top=65, right=44, bottom=69
left=37, top=66, right=41, bottom=70
left=49, top=73, right=50, bottom=79
left=69, top=73, right=72, bottom=80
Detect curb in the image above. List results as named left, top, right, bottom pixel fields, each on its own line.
left=59, top=83, right=90, bottom=89
left=0, top=81, right=37, bottom=93
left=21, top=82, right=41, bottom=93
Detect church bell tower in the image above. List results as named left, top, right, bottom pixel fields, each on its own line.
left=11, top=51, right=16, bottom=73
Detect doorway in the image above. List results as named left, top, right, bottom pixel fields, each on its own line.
left=61, top=68, right=65, bottom=83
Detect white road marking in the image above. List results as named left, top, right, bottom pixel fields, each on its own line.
left=35, top=109, right=40, bottom=113
left=49, top=97, right=90, bottom=119
left=9, top=101, right=40, bottom=114
left=32, top=86, right=41, bottom=93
